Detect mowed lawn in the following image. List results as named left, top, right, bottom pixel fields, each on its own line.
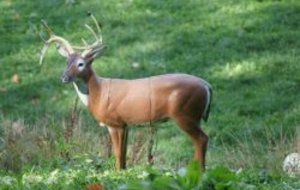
left=0, top=0, right=299, bottom=189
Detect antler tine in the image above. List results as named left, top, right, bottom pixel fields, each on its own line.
left=90, top=13, right=102, bottom=43
left=72, top=25, right=100, bottom=50
left=38, top=31, right=47, bottom=43
left=39, top=20, right=52, bottom=65
left=29, top=22, right=47, bottom=43
left=85, top=23, right=100, bottom=43
left=39, top=21, right=75, bottom=65
left=39, top=43, right=50, bottom=65
left=72, top=13, right=103, bottom=51
left=41, top=20, right=54, bottom=37
left=81, top=38, right=88, bottom=47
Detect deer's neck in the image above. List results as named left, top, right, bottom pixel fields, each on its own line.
left=86, top=69, right=104, bottom=107
left=73, top=69, right=102, bottom=107
left=73, top=81, right=89, bottom=106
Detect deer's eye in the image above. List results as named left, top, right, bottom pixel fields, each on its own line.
left=78, top=62, right=84, bottom=67
left=77, top=59, right=86, bottom=71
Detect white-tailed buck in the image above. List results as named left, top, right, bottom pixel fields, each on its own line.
left=39, top=14, right=212, bottom=171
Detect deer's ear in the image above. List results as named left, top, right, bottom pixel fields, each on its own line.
left=56, top=44, right=70, bottom=58
left=83, top=45, right=106, bottom=64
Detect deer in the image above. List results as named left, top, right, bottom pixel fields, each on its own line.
left=39, top=14, right=213, bottom=171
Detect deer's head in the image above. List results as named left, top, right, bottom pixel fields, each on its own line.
left=39, top=14, right=105, bottom=83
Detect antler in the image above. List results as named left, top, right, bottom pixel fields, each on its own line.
left=74, top=13, right=104, bottom=57
left=39, top=20, right=75, bottom=65
left=39, top=13, right=103, bottom=64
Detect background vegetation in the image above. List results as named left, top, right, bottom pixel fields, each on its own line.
left=0, top=0, right=299, bottom=189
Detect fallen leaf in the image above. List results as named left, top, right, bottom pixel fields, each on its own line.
left=86, top=183, right=104, bottom=190
left=11, top=74, right=20, bottom=84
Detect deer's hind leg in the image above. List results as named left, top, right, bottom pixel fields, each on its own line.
left=175, top=116, right=208, bottom=171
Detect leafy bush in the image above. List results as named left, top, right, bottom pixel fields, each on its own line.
left=119, top=161, right=299, bottom=190
left=121, top=162, right=241, bottom=190
left=0, top=160, right=299, bottom=189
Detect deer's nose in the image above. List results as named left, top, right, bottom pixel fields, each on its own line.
left=61, top=74, right=73, bottom=83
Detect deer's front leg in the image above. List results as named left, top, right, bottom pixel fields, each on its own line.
left=107, top=127, right=128, bottom=169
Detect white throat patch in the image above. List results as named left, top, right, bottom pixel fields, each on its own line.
left=73, top=82, right=89, bottom=106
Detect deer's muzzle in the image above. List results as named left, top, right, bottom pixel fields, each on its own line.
left=61, top=74, right=73, bottom=83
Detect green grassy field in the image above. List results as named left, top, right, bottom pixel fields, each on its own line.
left=0, top=0, right=299, bottom=189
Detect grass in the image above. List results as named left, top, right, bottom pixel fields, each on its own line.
left=0, top=0, right=300, bottom=189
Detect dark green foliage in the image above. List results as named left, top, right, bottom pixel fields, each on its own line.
left=120, top=162, right=299, bottom=190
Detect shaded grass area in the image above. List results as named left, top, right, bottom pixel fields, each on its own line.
left=0, top=0, right=300, bottom=188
